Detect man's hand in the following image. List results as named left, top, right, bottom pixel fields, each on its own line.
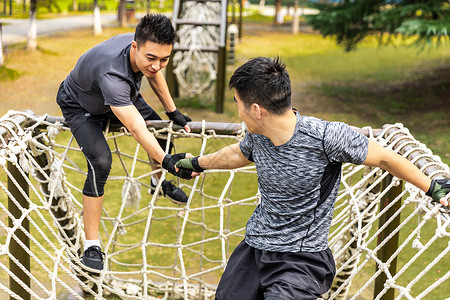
left=162, top=153, right=193, bottom=179
left=175, top=157, right=204, bottom=173
left=426, top=178, right=450, bottom=206
left=166, top=109, right=192, bottom=133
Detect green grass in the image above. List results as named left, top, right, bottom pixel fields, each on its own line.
left=0, top=66, right=21, bottom=81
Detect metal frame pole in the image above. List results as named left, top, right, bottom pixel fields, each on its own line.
left=374, top=174, right=403, bottom=300
left=8, top=161, right=31, bottom=300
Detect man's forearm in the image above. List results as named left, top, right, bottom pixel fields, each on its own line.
left=111, top=105, right=167, bottom=163
left=379, top=154, right=431, bottom=193
left=130, top=126, right=166, bottom=164
left=147, top=72, right=176, bottom=112
left=198, top=144, right=252, bottom=170
left=364, top=140, right=432, bottom=193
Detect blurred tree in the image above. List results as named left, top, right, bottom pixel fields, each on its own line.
left=27, top=0, right=37, bottom=50
left=93, top=0, right=102, bottom=35
left=274, top=0, right=282, bottom=24
left=39, top=0, right=61, bottom=13
left=118, top=0, right=127, bottom=27
left=306, top=0, right=450, bottom=51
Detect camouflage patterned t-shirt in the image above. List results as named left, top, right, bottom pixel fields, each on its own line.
left=239, top=112, right=369, bottom=252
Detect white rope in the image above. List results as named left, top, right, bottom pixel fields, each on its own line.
left=173, top=2, right=221, bottom=102
left=0, top=112, right=449, bottom=299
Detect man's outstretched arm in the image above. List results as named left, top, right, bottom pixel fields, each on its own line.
left=111, top=105, right=193, bottom=179
left=176, top=143, right=253, bottom=172
left=363, top=140, right=449, bottom=206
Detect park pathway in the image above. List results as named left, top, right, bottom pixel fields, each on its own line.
left=0, top=13, right=117, bottom=45
left=0, top=5, right=318, bottom=46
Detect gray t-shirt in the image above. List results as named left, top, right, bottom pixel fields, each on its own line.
left=240, top=112, right=369, bottom=252
left=63, top=33, right=144, bottom=115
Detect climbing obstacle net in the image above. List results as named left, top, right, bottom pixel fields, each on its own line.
left=0, top=110, right=448, bottom=300
left=173, top=1, right=222, bottom=102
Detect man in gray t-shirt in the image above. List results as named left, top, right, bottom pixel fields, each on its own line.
left=177, top=57, right=449, bottom=300
left=56, top=14, right=195, bottom=273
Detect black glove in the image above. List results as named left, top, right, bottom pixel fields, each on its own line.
left=166, top=109, right=192, bottom=128
left=161, top=153, right=192, bottom=179
left=426, top=178, right=450, bottom=203
left=175, top=157, right=204, bottom=172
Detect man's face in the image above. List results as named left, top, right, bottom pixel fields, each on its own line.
left=234, top=92, right=257, bottom=133
left=131, top=40, right=172, bottom=77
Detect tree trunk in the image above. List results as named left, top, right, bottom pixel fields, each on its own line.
left=259, top=0, right=265, bottom=10
left=274, top=0, right=282, bottom=25
left=27, top=0, right=37, bottom=50
left=93, top=0, right=102, bottom=35
left=117, top=0, right=127, bottom=27
left=72, top=0, right=77, bottom=11
left=292, top=0, right=299, bottom=34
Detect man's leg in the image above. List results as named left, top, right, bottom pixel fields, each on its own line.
left=260, top=248, right=336, bottom=300
left=215, top=240, right=263, bottom=300
left=83, top=195, right=104, bottom=240
left=57, top=85, right=108, bottom=271
left=72, top=121, right=112, bottom=271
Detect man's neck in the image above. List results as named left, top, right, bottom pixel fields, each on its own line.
left=260, top=109, right=297, bottom=147
left=129, top=45, right=139, bottom=73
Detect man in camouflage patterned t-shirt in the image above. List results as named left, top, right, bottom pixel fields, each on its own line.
left=176, top=57, right=449, bottom=300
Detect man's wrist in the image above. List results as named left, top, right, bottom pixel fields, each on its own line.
left=192, top=157, right=205, bottom=172
left=426, top=180, right=436, bottom=197
left=162, top=154, right=171, bottom=169
left=165, top=108, right=178, bottom=116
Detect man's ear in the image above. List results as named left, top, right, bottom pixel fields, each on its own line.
left=252, top=103, right=263, bottom=120
left=131, top=41, right=137, bottom=52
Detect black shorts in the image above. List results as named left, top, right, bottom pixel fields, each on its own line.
left=215, top=240, right=336, bottom=300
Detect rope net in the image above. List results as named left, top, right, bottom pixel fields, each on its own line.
left=0, top=110, right=448, bottom=300
left=173, top=1, right=221, bottom=102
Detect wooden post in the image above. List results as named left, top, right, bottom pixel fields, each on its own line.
left=215, top=46, right=226, bottom=113
left=166, top=52, right=179, bottom=98
left=8, top=161, right=31, bottom=300
left=374, top=174, right=403, bottom=300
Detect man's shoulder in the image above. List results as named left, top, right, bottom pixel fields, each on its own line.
left=103, top=32, right=134, bottom=43
left=296, top=115, right=328, bottom=140
left=88, top=33, right=133, bottom=56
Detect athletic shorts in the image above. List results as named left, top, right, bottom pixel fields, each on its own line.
left=215, top=240, right=336, bottom=300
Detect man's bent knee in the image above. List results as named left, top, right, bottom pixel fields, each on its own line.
left=83, top=151, right=112, bottom=197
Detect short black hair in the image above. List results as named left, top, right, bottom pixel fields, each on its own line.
left=134, top=14, right=176, bottom=47
left=229, top=57, right=291, bottom=115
